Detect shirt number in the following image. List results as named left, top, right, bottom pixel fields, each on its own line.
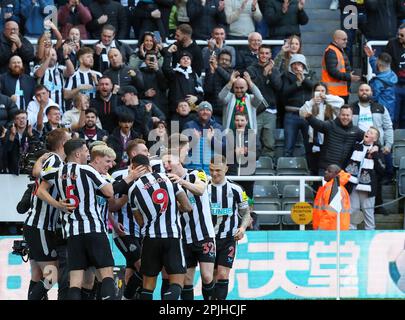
left=152, top=188, right=169, bottom=214
left=66, top=185, right=79, bottom=208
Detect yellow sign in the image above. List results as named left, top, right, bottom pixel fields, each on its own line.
left=291, top=202, right=313, bottom=225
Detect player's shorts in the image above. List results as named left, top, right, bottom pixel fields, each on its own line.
left=113, top=235, right=142, bottom=269
left=183, top=238, right=216, bottom=268
left=215, top=237, right=237, bottom=269
left=67, top=232, right=114, bottom=271
left=23, top=225, right=58, bottom=262
left=140, top=237, right=186, bottom=277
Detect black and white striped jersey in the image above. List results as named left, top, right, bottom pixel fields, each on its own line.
left=97, top=172, right=115, bottom=230
left=208, top=178, right=249, bottom=239
left=180, top=169, right=215, bottom=244
left=111, top=169, right=141, bottom=238
left=24, top=153, right=64, bottom=231
left=42, top=162, right=110, bottom=237
left=128, top=172, right=184, bottom=239
left=64, top=68, right=102, bottom=100
left=150, top=158, right=165, bottom=173
left=34, top=64, right=67, bottom=113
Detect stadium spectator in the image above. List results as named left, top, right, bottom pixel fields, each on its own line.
left=218, top=70, right=263, bottom=133
left=103, top=48, right=144, bottom=95
left=299, top=82, right=344, bottom=175
left=129, top=31, right=164, bottom=70
left=0, top=91, right=17, bottom=129
left=302, top=105, right=364, bottom=174
left=107, top=112, right=142, bottom=170
left=224, top=0, right=262, bottom=39
left=203, top=49, right=233, bottom=123
left=90, top=76, right=119, bottom=134
left=20, top=0, right=53, bottom=38
left=172, top=24, right=204, bottom=76
left=171, top=100, right=195, bottom=133
left=247, top=44, right=282, bottom=158
left=0, top=21, right=35, bottom=74
left=235, top=31, right=261, bottom=70
left=115, top=85, right=165, bottom=139
left=138, top=50, right=169, bottom=117
left=345, top=127, right=385, bottom=230
left=148, top=120, right=168, bottom=155
left=63, top=93, right=102, bottom=131
left=282, top=53, right=314, bottom=158
left=64, top=47, right=102, bottom=101
left=93, top=24, right=133, bottom=74
left=86, top=0, right=128, bottom=39
left=186, top=0, right=226, bottom=40
left=58, top=0, right=93, bottom=40
left=383, top=23, right=405, bottom=128
left=41, top=105, right=65, bottom=137
left=364, top=47, right=398, bottom=125
left=0, top=0, right=20, bottom=33
left=202, top=26, right=236, bottom=70
left=35, top=21, right=63, bottom=64
left=183, top=101, right=223, bottom=172
left=273, top=35, right=302, bottom=75
left=78, top=108, right=109, bottom=145
left=321, top=30, right=360, bottom=103
left=163, top=47, right=204, bottom=115
left=263, top=0, right=308, bottom=55
left=34, top=46, right=75, bottom=114
left=57, top=27, right=83, bottom=69
left=26, top=85, right=59, bottom=132
left=3, top=110, right=41, bottom=174
left=0, top=55, right=36, bottom=111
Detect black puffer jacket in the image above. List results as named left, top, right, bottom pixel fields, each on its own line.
left=383, top=37, right=405, bottom=82
left=186, top=0, right=227, bottom=40
left=86, top=0, right=128, bottom=39
left=263, top=0, right=309, bottom=39
left=282, top=71, right=314, bottom=108
left=0, top=93, right=17, bottom=128
left=307, top=116, right=364, bottom=170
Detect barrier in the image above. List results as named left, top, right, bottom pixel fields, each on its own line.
left=2, top=231, right=405, bottom=300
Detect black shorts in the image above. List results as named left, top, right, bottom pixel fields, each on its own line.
left=113, top=235, right=141, bottom=269
left=215, top=238, right=237, bottom=269
left=140, top=237, right=186, bottom=277
left=67, top=232, right=114, bottom=271
left=23, top=225, right=58, bottom=262
left=183, top=238, right=216, bottom=268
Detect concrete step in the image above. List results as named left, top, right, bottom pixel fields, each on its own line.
left=302, top=44, right=328, bottom=56
left=305, top=0, right=335, bottom=10
left=304, top=9, right=341, bottom=21
left=302, top=32, right=333, bottom=45
left=305, top=55, right=322, bottom=68
left=301, top=21, right=340, bottom=33
left=375, top=213, right=403, bottom=230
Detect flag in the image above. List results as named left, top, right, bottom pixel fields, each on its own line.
left=328, top=175, right=342, bottom=214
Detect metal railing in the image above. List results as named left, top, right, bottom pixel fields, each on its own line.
left=228, top=175, right=324, bottom=231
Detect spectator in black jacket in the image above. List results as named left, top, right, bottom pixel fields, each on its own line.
left=163, top=46, right=204, bottom=116
left=236, top=31, right=261, bottom=70
left=173, top=24, right=204, bottom=76
left=86, top=0, right=128, bottom=39
left=282, top=53, right=314, bottom=157
left=139, top=51, right=168, bottom=117
left=203, top=49, right=233, bottom=123
left=0, top=92, right=18, bottom=129
left=3, top=110, right=41, bottom=174
left=186, top=0, right=227, bottom=40
left=90, top=76, right=119, bottom=134
left=115, top=85, right=165, bottom=140
left=247, top=44, right=282, bottom=158
left=0, top=21, right=35, bottom=74
left=302, top=105, right=364, bottom=174
left=103, top=48, right=144, bottom=96
left=107, top=112, right=142, bottom=170
left=93, top=24, right=133, bottom=73
left=263, top=0, right=308, bottom=55
left=171, top=100, right=196, bottom=132
left=78, top=108, right=109, bottom=146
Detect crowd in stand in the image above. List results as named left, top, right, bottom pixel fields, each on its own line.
left=1, top=0, right=405, bottom=233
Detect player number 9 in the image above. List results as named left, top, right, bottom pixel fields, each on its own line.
left=152, top=188, right=169, bottom=214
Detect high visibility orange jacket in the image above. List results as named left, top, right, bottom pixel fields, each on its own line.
left=321, top=44, right=349, bottom=97
left=313, top=170, right=351, bottom=230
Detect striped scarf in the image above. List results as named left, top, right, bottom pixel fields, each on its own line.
left=345, top=142, right=374, bottom=192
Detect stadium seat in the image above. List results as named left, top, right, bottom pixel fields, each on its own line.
left=253, top=182, right=279, bottom=198
left=253, top=197, right=282, bottom=228
left=393, top=144, right=405, bottom=167
left=394, top=129, right=405, bottom=143
left=276, top=157, right=309, bottom=173
left=282, top=185, right=314, bottom=200
left=398, top=157, right=405, bottom=196
left=255, top=157, right=275, bottom=176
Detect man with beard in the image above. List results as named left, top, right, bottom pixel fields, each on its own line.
left=93, top=24, right=133, bottom=74
left=203, top=50, right=233, bottom=124
left=0, top=55, right=36, bottom=110
left=90, top=76, right=119, bottom=134
left=27, top=85, right=59, bottom=133
left=350, top=83, right=393, bottom=214
left=64, top=47, right=102, bottom=101
left=78, top=108, right=109, bottom=146
left=34, top=46, right=75, bottom=113
left=103, top=48, right=144, bottom=96
left=0, top=21, right=34, bottom=74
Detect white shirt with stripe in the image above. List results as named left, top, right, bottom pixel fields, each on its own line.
left=65, top=68, right=102, bottom=100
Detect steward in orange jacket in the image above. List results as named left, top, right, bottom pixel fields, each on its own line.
left=313, top=165, right=351, bottom=230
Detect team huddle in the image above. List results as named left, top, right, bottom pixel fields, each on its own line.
left=22, top=128, right=251, bottom=300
